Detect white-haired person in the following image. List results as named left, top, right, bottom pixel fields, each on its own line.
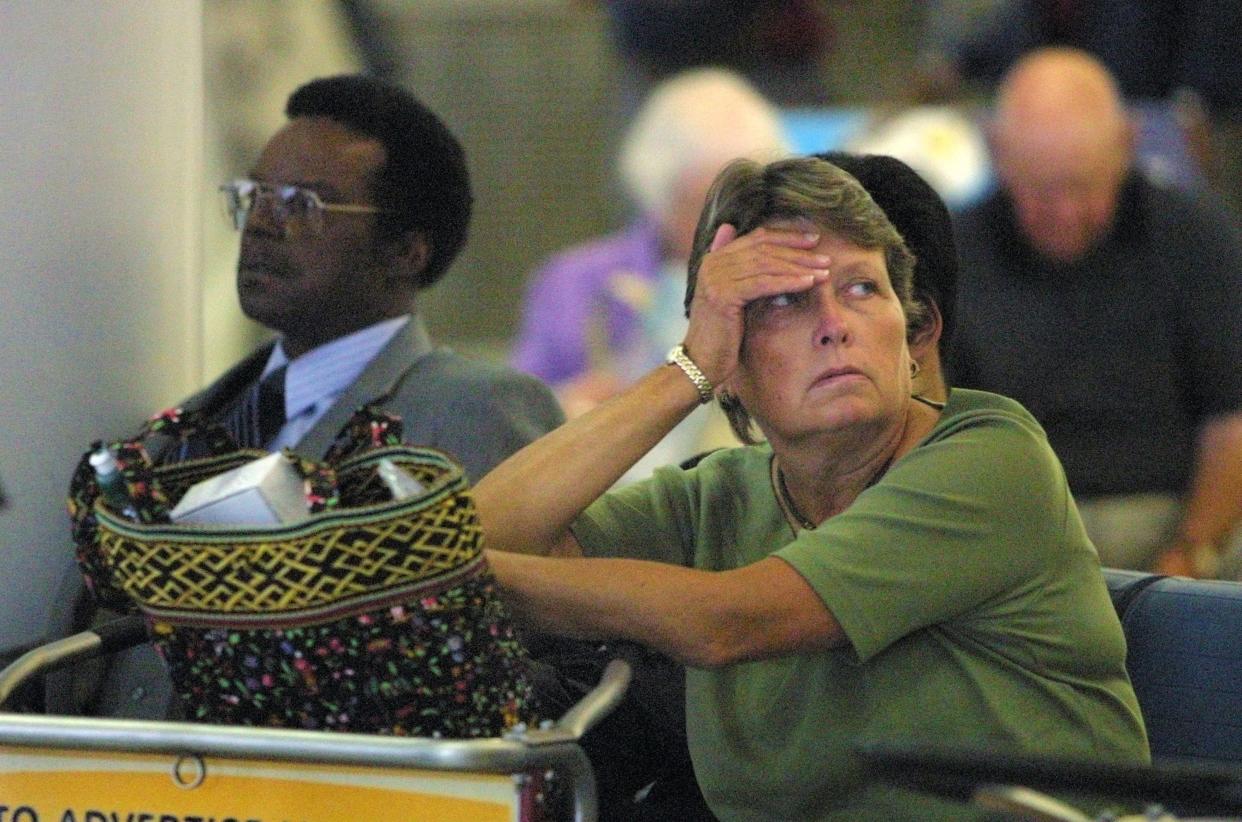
left=481, top=156, right=1148, bottom=819
left=510, top=67, right=790, bottom=479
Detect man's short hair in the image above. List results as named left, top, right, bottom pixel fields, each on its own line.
left=286, top=74, right=472, bottom=288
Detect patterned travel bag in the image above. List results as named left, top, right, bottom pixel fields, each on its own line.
left=66, top=406, right=541, bottom=738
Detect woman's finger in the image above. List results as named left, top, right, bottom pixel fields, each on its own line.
left=698, top=244, right=831, bottom=296
left=709, top=223, right=738, bottom=252
left=702, top=228, right=827, bottom=275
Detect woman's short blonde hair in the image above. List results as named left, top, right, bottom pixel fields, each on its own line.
left=685, top=156, right=928, bottom=443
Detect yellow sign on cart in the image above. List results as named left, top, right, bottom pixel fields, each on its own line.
left=0, top=746, right=520, bottom=822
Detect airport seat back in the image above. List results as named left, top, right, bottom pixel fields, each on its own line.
left=1104, top=568, right=1242, bottom=764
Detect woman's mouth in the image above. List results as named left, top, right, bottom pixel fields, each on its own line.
left=811, top=367, right=865, bottom=390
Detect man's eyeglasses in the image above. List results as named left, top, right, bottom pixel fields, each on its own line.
left=219, top=179, right=388, bottom=234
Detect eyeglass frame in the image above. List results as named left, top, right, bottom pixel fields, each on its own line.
left=219, top=178, right=392, bottom=234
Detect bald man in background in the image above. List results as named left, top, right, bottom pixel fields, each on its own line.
left=950, top=47, right=1242, bottom=578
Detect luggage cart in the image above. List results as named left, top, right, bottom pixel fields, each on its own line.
left=0, top=616, right=629, bottom=821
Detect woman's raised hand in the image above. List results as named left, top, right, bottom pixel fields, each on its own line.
left=681, top=223, right=831, bottom=389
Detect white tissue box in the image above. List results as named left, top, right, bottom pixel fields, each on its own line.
left=169, top=452, right=308, bottom=526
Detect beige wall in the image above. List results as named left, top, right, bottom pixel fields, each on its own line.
left=0, top=2, right=204, bottom=647
left=378, top=2, right=622, bottom=360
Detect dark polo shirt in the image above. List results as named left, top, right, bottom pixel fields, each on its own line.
left=950, top=172, right=1242, bottom=498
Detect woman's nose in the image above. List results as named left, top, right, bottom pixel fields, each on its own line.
left=814, top=296, right=849, bottom=347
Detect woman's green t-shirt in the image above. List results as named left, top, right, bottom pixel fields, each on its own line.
left=573, top=388, right=1149, bottom=820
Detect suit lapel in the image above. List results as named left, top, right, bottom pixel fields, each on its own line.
left=146, top=343, right=274, bottom=463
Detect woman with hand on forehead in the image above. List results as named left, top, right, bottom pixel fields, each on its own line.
left=475, top=156, right=1147, bottom=819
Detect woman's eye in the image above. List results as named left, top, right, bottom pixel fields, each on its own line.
left=845, top=280, right=878, bottom=298
left=748, top=291, right=807, bottom=320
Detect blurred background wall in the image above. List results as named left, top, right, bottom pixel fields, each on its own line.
left=0, top=2, right=204, bottom=649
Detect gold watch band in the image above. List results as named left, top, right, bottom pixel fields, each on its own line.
left=667, top=344, right=713, bottom=404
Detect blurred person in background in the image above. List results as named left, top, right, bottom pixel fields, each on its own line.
left=511, top=67, right=790, bottom=480
left=913, top=0, right=1242, bottom=211
left=949, top=48, right=1242, bottom=578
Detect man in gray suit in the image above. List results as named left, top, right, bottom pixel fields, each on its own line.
left=169, top=73, right=563, bottom=479
left=47, top=74, right=563, bottom=718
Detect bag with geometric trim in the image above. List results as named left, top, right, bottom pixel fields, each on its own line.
left=66, top=405, right=542, bottom=738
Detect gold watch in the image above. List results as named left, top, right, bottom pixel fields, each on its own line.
left=667, top=344, right=714, bottom=404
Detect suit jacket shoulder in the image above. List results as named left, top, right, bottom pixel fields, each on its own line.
left=386, top=348, right=564, bottom=483
left=151, top=320, right=563, bottom=483
left=289, top=318, right=563, bottom=482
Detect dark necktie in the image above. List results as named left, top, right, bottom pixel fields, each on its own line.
left=227, top=364, right=287, bottom=449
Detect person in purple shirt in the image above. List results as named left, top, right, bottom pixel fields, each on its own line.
left=511, top=67, right=790, bottom=425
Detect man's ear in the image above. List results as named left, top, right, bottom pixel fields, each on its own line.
left=384, top=230, right=432, bottom=284
left=910, top=301, right=943, bottom=362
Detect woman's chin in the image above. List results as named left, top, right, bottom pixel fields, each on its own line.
left=771, top=401, right=886, bottom=443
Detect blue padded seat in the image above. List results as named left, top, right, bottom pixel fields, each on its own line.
left=1104, top=568, right=1242, bottom=765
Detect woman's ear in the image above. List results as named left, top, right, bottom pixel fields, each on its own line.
left=909, top=300, right=943, bottom=362
left=717, top=370, right=745, bottom=403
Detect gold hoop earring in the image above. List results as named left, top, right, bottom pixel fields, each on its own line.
left=910, top=360, right=921, bottom=378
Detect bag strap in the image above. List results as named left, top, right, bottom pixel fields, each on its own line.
left=322, top=403, right=405, bottom=463
left=143, top=405, right=241, bottom=457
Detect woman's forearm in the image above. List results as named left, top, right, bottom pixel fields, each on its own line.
left=489, top=549, right=732, bottom=666
left=487, top=550, right=844, bottom=667
left=472, top=364, right=701, bottom=555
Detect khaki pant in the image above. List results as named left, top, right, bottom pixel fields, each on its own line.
left=1076, top=494, right=1242, bottom=580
